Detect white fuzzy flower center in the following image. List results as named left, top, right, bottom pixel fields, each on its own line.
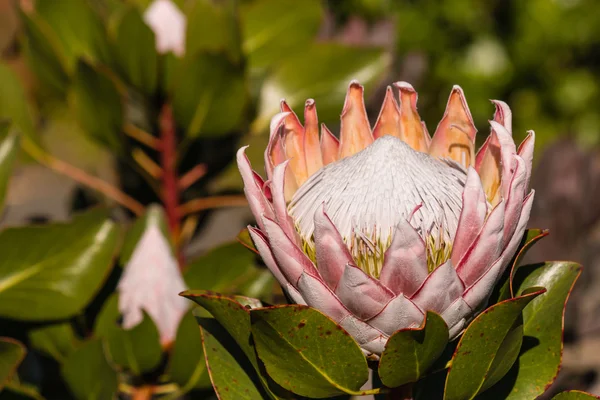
left=288, top=135, right=467, bottom=277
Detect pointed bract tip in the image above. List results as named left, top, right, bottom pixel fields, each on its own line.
left=348, top=79, right=363, bottom=89
left=305, top=98, right=315, bottom=107
left=394, top=81, right=416, bottom=91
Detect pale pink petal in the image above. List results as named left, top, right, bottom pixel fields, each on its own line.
left=335, top=264, right=394, bottom=320
left=463, top=191, right=534, bottom=309
left=373, top=86, right=401, bottom=139
left=394, top=81, right=429, bottom=152
left=320, top=124, right=339, bottom=165
left=451, top=168, right=488, bottom=266
left=440, top=297, right=472, bottom=337
left=313, top=206, right=353, bottom=290
left=339, top=315, right=387, bottom=354
left=489, top=120, right=517, bottom=199
left=367, top=294, right=425, bottom=336
left=456, top=200, right=505, bottom=287
left=271, top=161, right=299, bottom=242
left=503, top=156, right=527, bottom=243
left=281, top=100, right=308, bottom=187
left=303, top=99, right=323, bottom=176
left=285, top=283, right=307, bottom=305
left=517, top=130, right=535, bottom=190
left=237, top=147, right=273, bottom=230
left=410, top=260, right=465, bottom=315
left=338, top=81, right=373, bottom=159
left=491, top=100, right=512, bottom=134
left=118, top=225, right=188, bottom=346
left=429, top=85, right=477, bottom=168
left=298, top=272, right=350, bottom=322
left=475, top=135, right=491, bottom=170
left=261, top=216, right=318, bottom=286
left=379, top=220, right=428, bottom=297
left=248, top=226, right=287, bottom=287
left=448, top=318, right=467, bottom=339
left=143, top=0, right=186, bottom=57
left=265, top=112, right=290, bottom=179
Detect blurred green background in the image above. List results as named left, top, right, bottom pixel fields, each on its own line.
left=0, top=0, right=599, bottom=399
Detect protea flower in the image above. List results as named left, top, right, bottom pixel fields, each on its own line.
left=238, top=81, right=534, bottom=355
left=143, top=0, right=186, bottom=57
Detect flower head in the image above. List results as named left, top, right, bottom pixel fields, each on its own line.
left=143, top=0, right=186, bottom=57
left=118, top=225, right=189, bottom=346
left=238, top=81, right=534, bottom=355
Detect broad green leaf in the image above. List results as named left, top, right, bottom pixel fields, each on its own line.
left=181, top=290, right=256, bottom=366
left=240, top=0, right=323, bottom=69
left=62, top=338, right=118, bottom=400
left=35, top=0, right=109, bottom=67
left=94, top=293, right=119, bottom=339
left=0, top=210, right=119, bottom=320
left=494, top=229, right=549, bottom=302
left=186, top=0, right=241, bottom=61
left=70, top=61, right=124, bottom=151
left=254, top=43, right=391, bottom=133
left=378, top=311, right=449, bottom=388
left=29, top=323, right=80, bottom=363
left=0, top=383, right=44, bottom=400
left=200, top=318, right=268, bottom=400
left=486, top=262, right=582, bottom=400
left=20, top=11, right=70, bottom=96
left=0, top=65, right=35, bottom=138
left=444, top=288, right=545, bottom=400
left=553, top=391, right=599, bottom=399
left=166, top=311, right=210, bottom=391
left=0, top=338, right=25, bottom=391
left=250, top=305, right=368, bottom=398
left=105, top=311, right=162, bottom=375
left=109, top=7, right=158, bottom=95
left=182, top=291, right=287, bottom=399
left=0, top=129, right=19, bottom=214
left=120, top=204, right=170, bottom=265
left=184, top=241, right=257, bottom=294
left=171, top=52, right=247, bottom=137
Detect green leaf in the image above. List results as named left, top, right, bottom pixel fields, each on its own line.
left=105, top=311, right=162, bottom=375
left=240, top=0, right=323, bottom=69
left=250, top=305, right=369, bottom=398
left=378, top=311, right=449, bottom=388
left=186, top=0, right=241, bottom=62
left=0, top=129, right=19, bottom=214
left=34, top=0, right=109, bottom=67
left=0, top=338, right=26, bottom=391
left=0, top=65, right=35, bottom=138
left=181, top=290, right=256, bottom=366
left=167, top=311, right=210, bottom=391
left=70, top=61, right=124, bottom=151
left=94, top=293, right=119, bottom=339
left=62, top=338, right=118, bottom=400
left=182, top=291, right=288, bottom=399
left=109, top=7, right=158, bottom=95
left=444, top=288, right=545, bottom=400
left=200, top=318, right=269, bottom=400
left=20, top=11, right=70, bottom=96
left=184, top=241, right=258, bottom=294
left=553, top=391, right=600, bottom=399
left=29, top=323, right=80, bottom=363
left=0, top=383, right=44, bottom=400
left=120, top=204, right=170, bottom=265
left=0, top=210, right=119, bottom=320
left=171, top=52, right=247, bottom=138
left=254, top=43, right=391, bottom=133
left=487, top=262, right=582, bottom=400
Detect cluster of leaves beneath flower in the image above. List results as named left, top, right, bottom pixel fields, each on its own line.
left=182, top=228, right=597, bottom=400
